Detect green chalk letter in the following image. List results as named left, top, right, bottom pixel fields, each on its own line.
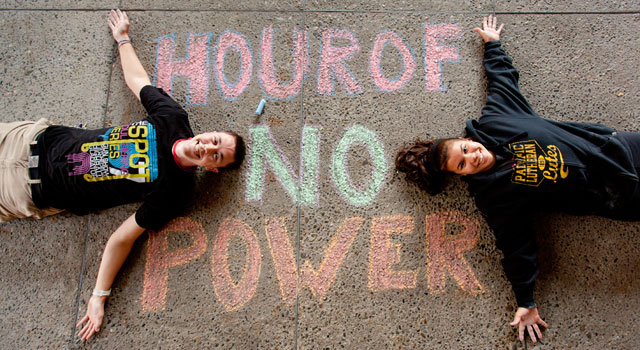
left=246, top=125, right=320, bottom=205
left=331, top=125, right=386, bottom=206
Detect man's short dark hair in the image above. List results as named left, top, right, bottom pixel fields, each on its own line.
left=224, top=131, right=245, bottom=170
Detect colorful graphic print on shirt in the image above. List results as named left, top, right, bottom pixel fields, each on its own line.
left=509, top=140, right=569, bottom=187
left=65, top=121, right=159, bottom=183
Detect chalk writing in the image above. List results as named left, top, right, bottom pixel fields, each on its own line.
left=424, top=23, right=462, bottom=91
left=264, top=217, right=299, bottom=304
left=265, top=217, right=364, bottom=303
left=142, top=217, right=208, bottom=312
left=369, top=31, right=416, bottom=92
left=214, top=30, right=253, bottom=101
left=152, top=23, right=462, bottom=104
left=317, top=28, right=363, bottom=95
left=154, top=33, right=211, bottom=105
left=259, top=26, right=308, bottom=100
left=331, top=125, right=387, bottom=207
left=368, top=216, right=417, bottom=291
left=245, top=125, right=385, bottom=207
left=211, top=217, right=262, bottom=311
left=142, top=214, right=483, bottom=312
left=425, top=212, right=482, bottom=294
left=245, top=125, right=320, bottom=205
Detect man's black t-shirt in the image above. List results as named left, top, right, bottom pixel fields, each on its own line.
left=36, top=86, right=195, bottom=229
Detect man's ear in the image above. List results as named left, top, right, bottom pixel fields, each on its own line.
left=206, top=167, right=219, bottom=173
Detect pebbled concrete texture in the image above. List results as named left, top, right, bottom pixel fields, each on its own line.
left=0, top=11, right=112, bottom=127
left=0, top=2, right=639, bottom=350
left=496, top=0, right=640, bottom=12
left=0, top=215, right=89, bottom=348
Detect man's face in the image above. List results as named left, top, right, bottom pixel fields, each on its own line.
left=444, top=138, right=496, bottom=175
left=180, top=132, right=236, bottom=171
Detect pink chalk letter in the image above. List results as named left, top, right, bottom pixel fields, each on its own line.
left=317, top=29, right=363, bottom=95
left=214, top=31, right=253, bottom=101
left=211, top=217, right=262, bottom=311
left=154, top=33, right=211, bottom=105
left=425, top=212, right=483, bottom=294
left=368, top=216, right=417, bottom=291
left=370, top=31, right=416, bottom=92
left=142, top=217, right=208, bottom=312
left=424, top=23, right=462, bottom=91
left=259, top=26, right=308, bottom=100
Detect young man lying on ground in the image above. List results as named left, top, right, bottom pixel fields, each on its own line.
left=0, top=9, right=245, bottom=341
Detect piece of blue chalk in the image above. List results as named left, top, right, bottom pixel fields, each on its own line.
left=256, top=99, right=266, bottom=115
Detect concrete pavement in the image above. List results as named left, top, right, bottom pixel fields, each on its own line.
left=1, top=1, right=639, bottom=349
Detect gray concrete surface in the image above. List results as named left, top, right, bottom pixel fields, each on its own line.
left=0, top=1, right=639, bottom=349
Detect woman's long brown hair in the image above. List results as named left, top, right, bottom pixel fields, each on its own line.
left=395, top=139, right=453, bottom=195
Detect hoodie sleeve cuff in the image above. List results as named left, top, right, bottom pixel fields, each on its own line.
left=484, top=40, right=502, bottom=49
left=514, top=284, right=536, bottom=309
left=484, top=40, right=502, bottom=50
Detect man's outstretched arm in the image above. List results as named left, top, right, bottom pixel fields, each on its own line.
left=76, top=213, right=145, bottom=341
left=108, top=9, right=151, bottom=101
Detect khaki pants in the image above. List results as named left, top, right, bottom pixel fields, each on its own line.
left=0, top=119, right=62, bottom=222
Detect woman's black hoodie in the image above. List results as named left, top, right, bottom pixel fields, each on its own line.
left=462, top=41, right=638, bottom=308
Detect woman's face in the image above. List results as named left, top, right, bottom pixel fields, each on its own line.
left=444, top=138, right=496, bottom=175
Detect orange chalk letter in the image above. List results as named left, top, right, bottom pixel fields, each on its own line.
left=425, top=212, right=483, bottom=294
left=264, top=217, right=299, bottom=304
left=265, top=217, right=364, bottom=303
left=142, top=217, right=208, bottom=312
left=368, top=216, right=417, bottom=291
left=300, top=217, right=364, bottom=299
left=211, top=217, right=262, bottom=311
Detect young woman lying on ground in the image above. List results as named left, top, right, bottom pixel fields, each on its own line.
left=396, top=15, right=640, bottom=344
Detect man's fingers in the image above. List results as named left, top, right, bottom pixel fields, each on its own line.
left=77, top=322, right=90, bottom=339
left=76, top=314, right=88, bottom=328
left=509, top=315, right=520, bottom=326
left=497, top=23, right=504, bottom=34
left=483, top=17, right=488, bottom=30
left=81, top=324, right=94, bottom=341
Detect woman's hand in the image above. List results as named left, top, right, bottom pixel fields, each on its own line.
left=473, top=15, right=504, bottom=43
left=510, top=306, right=549, bottom=343
left=108, top=9, right=130, bottom=42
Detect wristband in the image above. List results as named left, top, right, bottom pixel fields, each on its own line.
left=117, top=39, right=131, bottom=48
left=92, top=289, right=111, bottom=297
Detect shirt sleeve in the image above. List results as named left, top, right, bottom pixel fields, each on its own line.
left=140, top=85, right=188, bottom=119
left=481, top=41, right=537, bottom=120
left=134, top=184, right=192, bottom=230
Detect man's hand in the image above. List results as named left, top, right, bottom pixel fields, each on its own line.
left=473, top=15, right=504, bottom=43
left=76, top=214, right=146, bottom=341
left=108, top=9, right=130, bottom=42
left=510, top=306, right=549, bottom=343
left=76, top=295, right=107, bottom=341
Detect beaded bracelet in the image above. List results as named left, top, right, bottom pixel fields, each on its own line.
left=117, top=39, right=131, bottom=48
